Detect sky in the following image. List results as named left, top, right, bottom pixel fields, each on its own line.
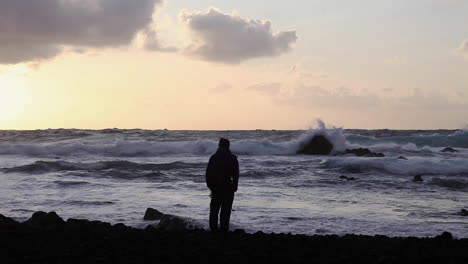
left=0, top=0, right=467, bottom=130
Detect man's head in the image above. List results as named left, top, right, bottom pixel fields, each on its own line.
left=218, top=138, right=230, bottom=149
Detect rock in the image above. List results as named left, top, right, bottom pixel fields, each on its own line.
left=297, top=135, right=333, bottom=155
left=156, top=214, right=192, bottom=232
left=0, top=214, right=18, bottom=226
left=398, top=156, right=408, bottom=160
left=113, top=223, right=128, bottom=231
left=345, top=148, right=385, bottom=157
left=144, top=208, right=164, bottom=220
left=441, top=147, right=458, bottom=153
left=412, top=175, right=423, bottom=183
left=233, top=229, right=246, bottom=234
left=435, top=231, right=453, bottom=240
left=347, top=177, right=357, bottom=181
left=339, top=175, right=348, bottom=180
left=25, top=211, right=65, bottom=228
left=459, top=209, right=468, bottom=216
left=66, top=218, right=90, bottom=230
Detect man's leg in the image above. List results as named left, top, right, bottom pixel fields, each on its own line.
left=220, top=191, right=235, bottom=232
left=209, top=192, right=222, bottom=232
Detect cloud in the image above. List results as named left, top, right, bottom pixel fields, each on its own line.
left=249, top=81, right=468, bottom=112
left=142, top=28, right=179, bottom=52
left=246, top=66, right=468, bottom=112
left=458, top=39, right=468, bottom=55
left=384, top=56, right=409, bottom=65
left=0, top=0, right=162, bottom=64
left=180, top=8, right=297, bottom=64
left=247, top=82, right=283, bottom=93
left=212, top=82, right=233, bottom=93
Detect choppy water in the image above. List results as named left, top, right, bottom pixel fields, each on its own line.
left=1, top=128, right=467, bottom=237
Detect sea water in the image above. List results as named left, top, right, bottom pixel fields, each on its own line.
left=1, top=127, right=467, bottom=237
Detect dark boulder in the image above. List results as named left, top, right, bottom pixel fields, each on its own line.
left=339, top=175, right=358, bottom=181
left=435, top=232, right=453, bottom=240
left=144, top=208, right=164, bottom=220
left=297, top=135, right=333, bottom=155
left=441, top=147, right=458, bottom=153
left=459, top=209, right=468, bottom=216
left=113, top=223, right=129, bottom=231
left=0, top=214, right=18, bottom=226
left=398, top=156, right=408, bottom=160
left=345, top=148, right=385, bottom=157
left=412, top=175, right=423, bottom=183
left=233, top=229, right=246, bottom=235
left=66, top=218, right=90, bottom=230
left=25, top=211, right=65, bottom=228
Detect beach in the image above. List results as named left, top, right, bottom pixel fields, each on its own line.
left=1, top=211, right=468, bottom=264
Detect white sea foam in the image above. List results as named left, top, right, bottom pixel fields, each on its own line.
left=322, top=156, right=468, bottom=176
left=0, top=128, right=348, bottom=157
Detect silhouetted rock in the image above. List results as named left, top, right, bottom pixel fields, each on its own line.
left=233, top=229, right=246, bottom=234
left=25, top=211, right=65, bottom=228
left=441, top=147, right=458, bottom=153
left=0, top=214, right=18, bottom=226
left=297, top=135, right=333, bottom=155
left=398, top=156, right=408, bottom=160
left=347, top=177, right=357, bottom=181
left=1, top=211, right=468, bottom=263
left=144, top=208, right=164, bottom=220
left=345, top=148, right=385, bottom=157
left=459, top=209, right=468, bottom=216
left=435, top=232, right=453, bottom=240
left=412, top=175, right=423, bottom=183
left=113, top=223, right=129, bottom=231
left=339, top=175, right=348, bottom=179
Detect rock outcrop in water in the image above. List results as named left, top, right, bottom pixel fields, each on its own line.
left=345, top=148, right=385, bottom=157
left=1, top=211, right=468, bottom=263
left=339, top=175, right=358, bottom=181
left=297, top=135, right=333, bottom=155
left=441, top=147, right=458, bottom=153
left=459, top=209, right=468, bottom=216
left=143, top=208, right=164, bottom=220
left=412, top=175, right=424, bottom=183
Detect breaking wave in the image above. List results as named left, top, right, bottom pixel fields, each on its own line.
left=2, top=160, right=204, bottom=174
left=321, top=157, right=468, bottom=176
left=0, top=128, right=347, bottom=157
left=347, top=130, right=468, bottom=149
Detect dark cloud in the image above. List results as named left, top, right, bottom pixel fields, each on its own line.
left=180, top=8, right=297, bottom=64
left=0, top=0, right=161, bottom=64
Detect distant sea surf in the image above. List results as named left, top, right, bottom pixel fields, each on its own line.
left=1, top=127, right=467, bottom=237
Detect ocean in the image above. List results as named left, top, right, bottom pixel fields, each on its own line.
left=1, top=127, right=467, bottom=237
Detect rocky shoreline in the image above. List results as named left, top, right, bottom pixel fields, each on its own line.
left=1, top=211, right=468, bottom=263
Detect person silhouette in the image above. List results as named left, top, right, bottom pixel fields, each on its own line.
left=205, top=138, right=239, bottom=232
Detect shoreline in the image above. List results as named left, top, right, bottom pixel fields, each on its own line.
left=1, top=211, right=468, bottom=263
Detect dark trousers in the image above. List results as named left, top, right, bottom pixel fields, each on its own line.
left=209, top=190, right=235, bottom=232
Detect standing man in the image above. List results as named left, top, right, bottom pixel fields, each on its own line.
left=205, top=138, right=239, bottom=232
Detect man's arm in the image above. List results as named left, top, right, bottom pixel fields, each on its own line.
left=232, top=156, right=239, bottom=192
left=205, top=156, right=214, bottom=190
